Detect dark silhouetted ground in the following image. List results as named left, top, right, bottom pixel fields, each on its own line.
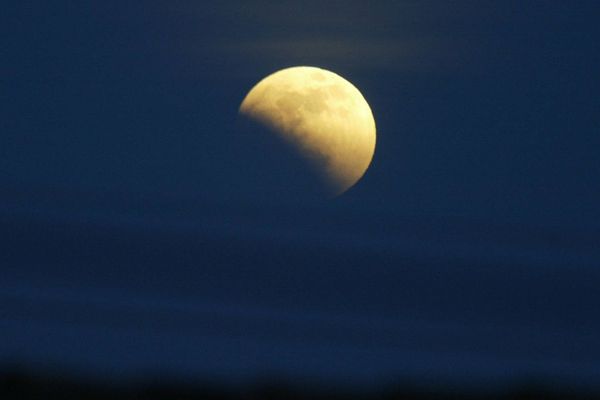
left=1, top=367, right=599, bottom=400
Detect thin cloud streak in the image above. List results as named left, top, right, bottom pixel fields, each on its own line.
left=159, top=1, right=474, bottom=77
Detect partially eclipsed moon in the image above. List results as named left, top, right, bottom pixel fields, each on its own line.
left=239, top=66, right=376, bottom=197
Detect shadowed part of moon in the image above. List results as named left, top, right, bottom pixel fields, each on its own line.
left=239, top=66, right=376, bottom=198
left=233, top=114, right=328, bottom=200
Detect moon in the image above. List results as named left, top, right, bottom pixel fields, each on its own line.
left=238, top=66, right=376, bottom=197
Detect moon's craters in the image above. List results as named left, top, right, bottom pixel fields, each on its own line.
left=239, top=66, right=376, bottom=197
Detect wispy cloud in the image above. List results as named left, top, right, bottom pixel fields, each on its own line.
left=159, top=1, right=475, bottom=77
left=212, top=36, right=459, bottom=75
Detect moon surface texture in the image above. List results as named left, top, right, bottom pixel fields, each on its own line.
left=239, top=66, right=376, bottom=197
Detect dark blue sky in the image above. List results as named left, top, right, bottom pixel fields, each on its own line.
left=1, top=1, right=600, bottom=387
left=2, top=1, right=599, bottom=224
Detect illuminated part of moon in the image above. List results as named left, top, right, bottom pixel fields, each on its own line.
left=239, top=66, right=376, bottom=197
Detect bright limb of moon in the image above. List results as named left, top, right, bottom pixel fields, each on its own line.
left=239, top=66, right=376, bottom=196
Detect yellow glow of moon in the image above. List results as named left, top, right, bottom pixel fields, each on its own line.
left=239, top=66, right=376, bottom=196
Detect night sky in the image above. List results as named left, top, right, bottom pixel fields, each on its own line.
left=2, top=1, right=600, bottom=391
